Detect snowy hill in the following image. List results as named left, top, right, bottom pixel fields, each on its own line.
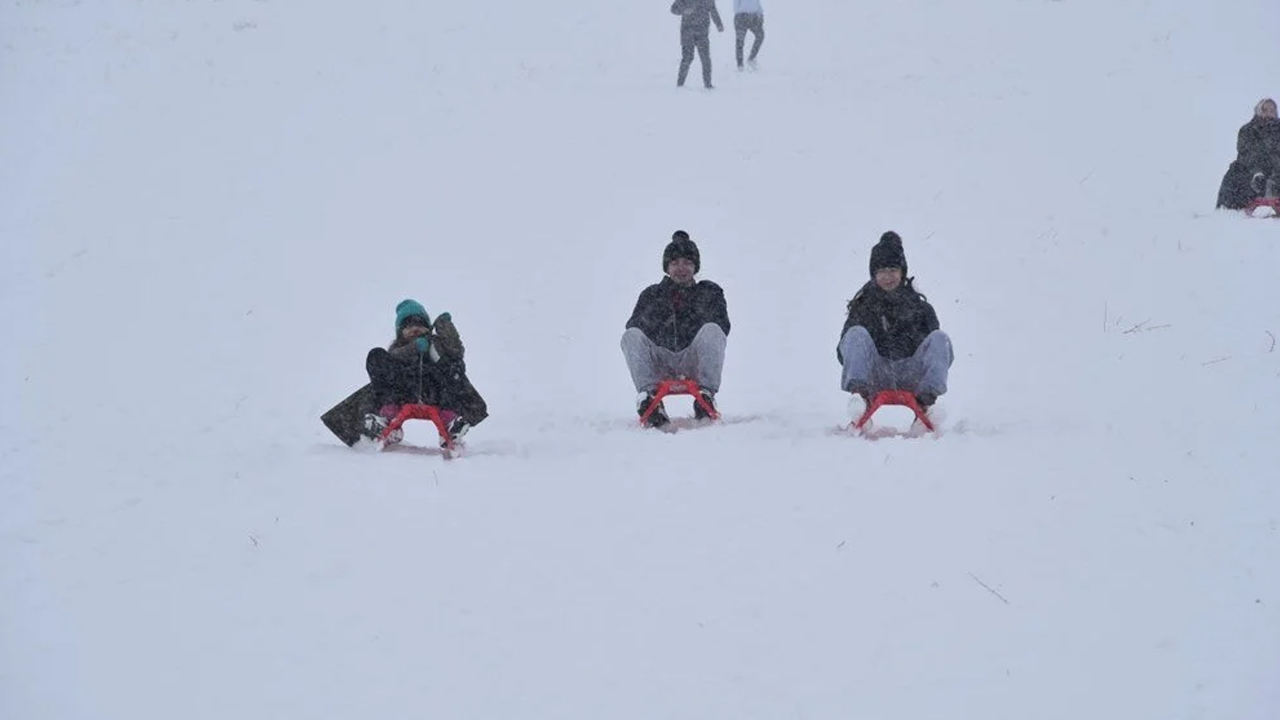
left=3, top=1, right=1278, bottom=718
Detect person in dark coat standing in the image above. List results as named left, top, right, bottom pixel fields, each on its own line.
left=623, top=231, right=731, bottom=426
left=671, top=0, right=724, bottom=89
left=1216, top=98, right=1280, bottom=210
left=837, top=232, right=953, bottom=418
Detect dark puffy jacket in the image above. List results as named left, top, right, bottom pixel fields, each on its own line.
left=372, top=315, right=488, bottom=424
left=838, top=279, right=940, bottom=362
left=627, top=276, right=730, bottom=352
left=1217, top=117, right=1280, bottom=209
left=671, top=0, right=723, bottom=34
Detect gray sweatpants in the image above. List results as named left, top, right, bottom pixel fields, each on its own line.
left=622, top=324, right=726, bottom=393
left=839, top=326, right=953, bottom=396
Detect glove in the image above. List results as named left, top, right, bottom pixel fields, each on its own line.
left=1252, top=172, right=1267, bottom=194
left=414, top=336, right=430, bottom=354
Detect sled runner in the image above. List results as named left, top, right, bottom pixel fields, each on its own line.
left=321, top=385, right=460, bottom=458
left=850, top=389, right=935, bottom=435
left=639, top=378, right=720, bottom=425
left=378, top=403, right=459, bottom=458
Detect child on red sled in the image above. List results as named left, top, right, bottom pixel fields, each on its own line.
left=361, top=299, right=488, bottom=446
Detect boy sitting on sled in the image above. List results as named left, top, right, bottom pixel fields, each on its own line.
left=622, top=231, right=731, bottom=427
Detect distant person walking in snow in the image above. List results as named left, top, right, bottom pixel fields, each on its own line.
left=1216, top=97, right=1280, bottom=210
left=837, top=232, right=953, bottom=421
left=672, top=0, right=724, bottom=89
left=733, top=0, right=764, bottom=70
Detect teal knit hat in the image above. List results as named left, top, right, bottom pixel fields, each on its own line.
left=395, top=299, right=430, bottom=332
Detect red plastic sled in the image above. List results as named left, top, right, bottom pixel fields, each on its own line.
left=1244, top=197, right=1280, bottom=218
left=639, top=378, right=720, bottom=425
left=851, top=390, right=935, bottom=434
left=379, top=403, right=458, bottom=457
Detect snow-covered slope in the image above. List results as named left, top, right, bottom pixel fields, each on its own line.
left=3, top=1, right=1277, bottom=718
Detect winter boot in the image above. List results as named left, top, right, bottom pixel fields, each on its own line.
left=637, top=391, right=670, bottom=428
left=693, top=389, right=717, bottom=421
left=912, top=392, right=944, bottom=431
left=442, top=416, right=471, bottom=448
left=363, top=413, right=404, bottom=444
left=846, top=386, right=871, bottom=423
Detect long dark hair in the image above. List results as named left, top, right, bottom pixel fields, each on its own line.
left=845, top=276, right=925, bottom=313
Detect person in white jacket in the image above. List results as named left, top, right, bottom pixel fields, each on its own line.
left=733, top=0, right=764, bottom=70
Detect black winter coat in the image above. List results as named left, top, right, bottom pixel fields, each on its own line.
left=1216, top=117, right=1280, bottom=209
left=627, top=276, right=730, bottom=352
left=365, top=316, right=488, bottom=425
left=838, top=280, right=940, bottom=362
left=671, top=0, right=723, bottom=35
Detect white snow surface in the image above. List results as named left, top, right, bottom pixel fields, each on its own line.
left=3, top=1, right=1279, bottom=718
